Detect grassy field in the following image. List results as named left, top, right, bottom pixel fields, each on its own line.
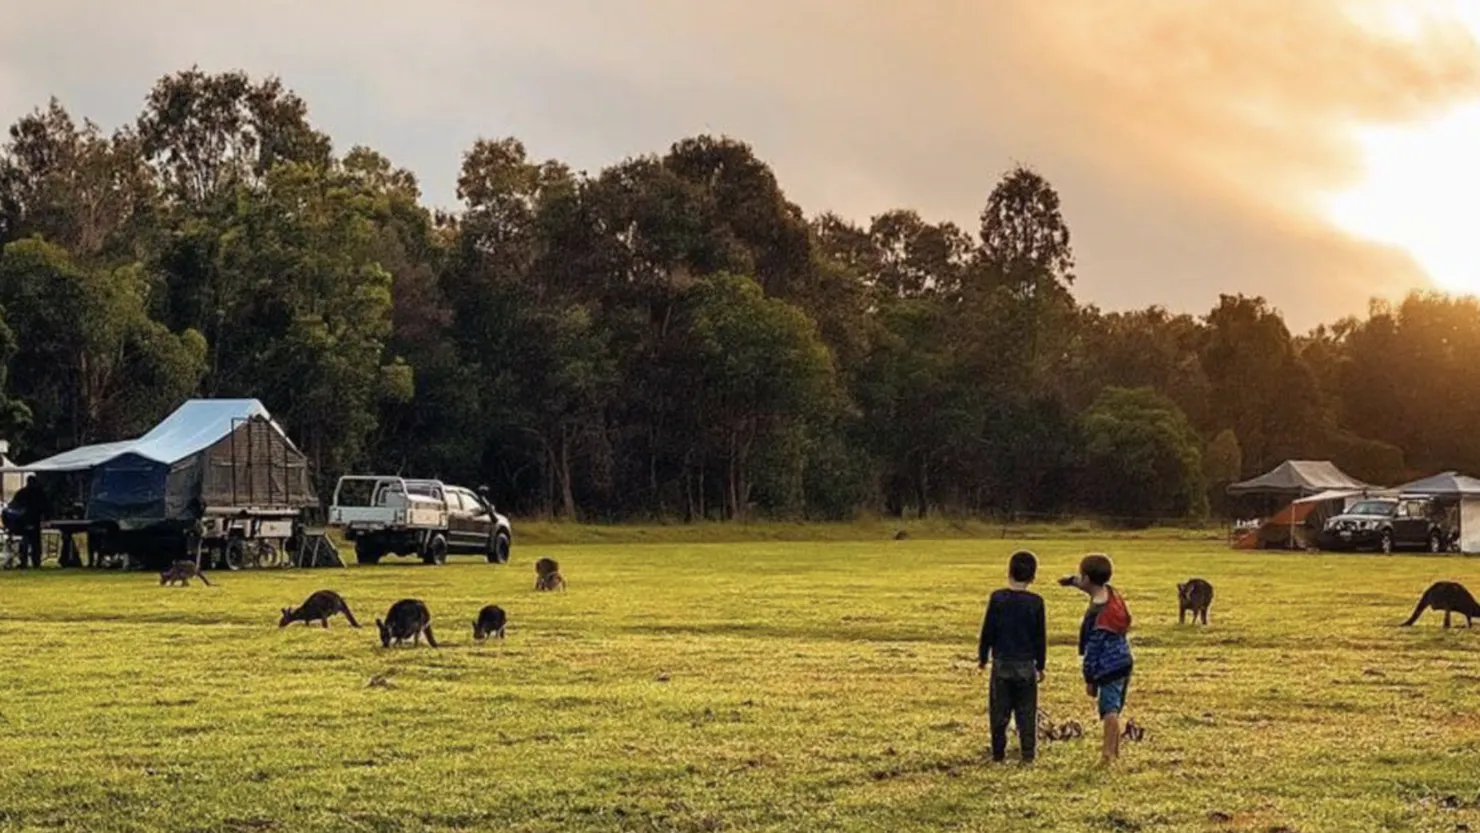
left=0, top=538, right=1477, bottom=832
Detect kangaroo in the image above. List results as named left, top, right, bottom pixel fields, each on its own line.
left=472, top=605, right=507, bottom=640
left=534, top=557, right=566, bottom=591
left=1178, top=578, right=1214, bottom=625
left=1401, top=581, right=1480, bottom=628
left=279, top=590, right=360, bottom=629
left=376, top=599, right=437, bottom=647
left=160, top=561, right=212, bottom=587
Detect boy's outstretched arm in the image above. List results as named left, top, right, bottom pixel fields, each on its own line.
left=1059, top=574, right=1093, bottom=595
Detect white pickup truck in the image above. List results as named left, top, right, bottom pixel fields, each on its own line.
left=328, top=476, right=512, bottom=566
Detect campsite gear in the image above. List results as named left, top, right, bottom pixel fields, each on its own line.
left=1228, top=460, right=1376, bottom=550
left=3, top=400, right=317, bottom=571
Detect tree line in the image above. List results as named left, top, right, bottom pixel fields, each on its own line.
left=0, top=69, right=1468, bottom=523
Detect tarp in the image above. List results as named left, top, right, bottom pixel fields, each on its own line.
left=1227, top=460, right=1372, bottom=497
left=1397, top=471, right=1480, bottom=497
left=1232, top=500, right=1319, bottom=549
left=5, top=400, right=281, bottom=473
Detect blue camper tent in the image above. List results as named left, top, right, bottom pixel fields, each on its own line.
left=7, top=400, right=318, bottom=568
left=14, top=399, right=315, bottom=529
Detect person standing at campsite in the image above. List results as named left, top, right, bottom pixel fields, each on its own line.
left=1061, top=553, right=1134, bottom=766
left=977, top=550, right=1047, bottom=764
left=8, top=475, right=48, bottom=568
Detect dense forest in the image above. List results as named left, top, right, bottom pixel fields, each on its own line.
left=0, top=69, right=1471, bottom=523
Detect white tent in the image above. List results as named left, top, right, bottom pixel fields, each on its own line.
left=1398, top=472, right=1480, bottom=554
left=3, top=399, right=284, bottom=473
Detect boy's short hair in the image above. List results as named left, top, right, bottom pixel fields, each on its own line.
left=1079, top=553, right=1113, bottom=586
left=1008, top=550, right=1037, bottom=583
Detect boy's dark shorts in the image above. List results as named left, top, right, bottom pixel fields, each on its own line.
left=1096, top=676, right=1128, bottom=718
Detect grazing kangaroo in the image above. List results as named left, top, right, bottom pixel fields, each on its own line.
left=160, top=561, right=212, bottom=587
left=376, top=599, right=437, bottom=647
left=279, top=590, right=360, bottom=629
left=534, top=557, right=566, bottom=591
left=1401, top=581, right=1480, bottom=628
left=1178, top=578, right=1214, bottom=625
left=472, top=605, right=507, bottom=640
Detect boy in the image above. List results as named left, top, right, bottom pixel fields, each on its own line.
left=1060, top=553, right=1134, bottom=766
left=977, top=550, right=1047, bottom=764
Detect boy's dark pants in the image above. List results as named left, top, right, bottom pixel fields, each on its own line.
left=988, top=660, right=1038, bottom=761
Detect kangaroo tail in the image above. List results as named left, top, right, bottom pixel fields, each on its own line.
left=342, top=605, right=361, bottom=628
left=198, top=571, right=213, bottom=587
left=1401, top=592, right=1430, bottom=626
left=424, top=624, right=439, bottom=648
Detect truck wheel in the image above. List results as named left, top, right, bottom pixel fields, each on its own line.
left=1380, top=530, right=1394, bottom=554
left=222, top=539, right=246, bottom=571
left=1429, top=530, right=1443, bottom=553
left=355, top=540, right=383, bottom=565
left=488, top=532, right=510, bottom=564
left=422, top=534, right=448, bottom=565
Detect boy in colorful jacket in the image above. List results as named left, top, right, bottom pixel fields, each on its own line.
left=1059, top=552, right=1133, bottom=766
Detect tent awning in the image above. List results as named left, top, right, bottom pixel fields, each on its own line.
left=1397, top=471, right=1480, bottom=497
left=1292, top=488, right=1395, bottom=505
left=3, top=399, right=283, bottom=473
left=1228, top=460, right=1373, bottom=496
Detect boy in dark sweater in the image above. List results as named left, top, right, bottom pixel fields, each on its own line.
left=977, top=550, right=1047, bottom=763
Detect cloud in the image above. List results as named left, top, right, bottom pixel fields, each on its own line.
left=3, top=0, right=1479, bottom=328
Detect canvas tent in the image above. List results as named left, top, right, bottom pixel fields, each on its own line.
left=1228, top=460, right=1376, bottom=549
left=1397, top=472, right=1480, bottom=553
left=6, top=399, right=316, bottom=530
left=1228, top=460, right=1372, bottom=497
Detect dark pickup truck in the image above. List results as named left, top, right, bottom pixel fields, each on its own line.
left=1320, top=497, right=1451, bottom=553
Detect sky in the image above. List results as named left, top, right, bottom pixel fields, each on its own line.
left=3, top=0, right=1480, bottom=330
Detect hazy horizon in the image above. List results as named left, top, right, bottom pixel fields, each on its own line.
left=6, top=0, right=1480, bottom=329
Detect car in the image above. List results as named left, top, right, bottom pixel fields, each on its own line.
left=1320, top=496, right=1449, bottom=553
left=329, top=476, right=512, bottom=565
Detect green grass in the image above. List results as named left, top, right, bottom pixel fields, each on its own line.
left=508, top=517, right=1225, bottom=546
left=0, top=538, right=1477, bottom=832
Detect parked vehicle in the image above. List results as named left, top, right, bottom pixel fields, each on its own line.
left=329, top=476, right=511, bottom=565
left=1321, top=496, right=1450, bottom=553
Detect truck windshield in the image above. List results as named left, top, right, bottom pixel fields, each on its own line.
left=1347, top=501, right=1396, bottom=517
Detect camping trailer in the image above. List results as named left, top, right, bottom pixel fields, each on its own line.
left=6, top=399, right=317, bottom=569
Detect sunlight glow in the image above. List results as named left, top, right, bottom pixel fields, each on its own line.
left=1324, top=1, right=1480, bottom=296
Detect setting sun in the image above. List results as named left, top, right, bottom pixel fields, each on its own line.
left=1325, top=0, right=1480, bottom=297
left=1326, top=101, right=1480, bottom=297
